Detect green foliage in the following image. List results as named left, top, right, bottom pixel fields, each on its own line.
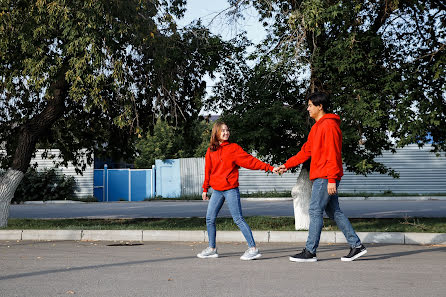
left=13, top=168, right=76, bottom=203
left=134, top=118, right=184, bottom=168
left=134, top=118, right=212, bottom=168
left=215, top=0, right=445, bottom=176
left=209, top=58, right=311, bottom=165
left=0, top=0, right=232, bottom=174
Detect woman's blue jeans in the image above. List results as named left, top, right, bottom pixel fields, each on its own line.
left=306, top=178, right=361, bottom=254
left=206, top=187, right=256, bottom=248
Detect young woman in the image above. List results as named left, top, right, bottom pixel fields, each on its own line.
left=197, top=121, right=276, bottom=260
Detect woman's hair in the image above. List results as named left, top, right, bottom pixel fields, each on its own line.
left=209, top=121, right=228, bottom=151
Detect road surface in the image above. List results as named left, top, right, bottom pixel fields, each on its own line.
left=9, top=200, right=446, bottom=219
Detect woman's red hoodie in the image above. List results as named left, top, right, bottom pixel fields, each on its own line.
left=202, top=141, right=274, bottom=192
left=284, top=114, right=344, bottom=183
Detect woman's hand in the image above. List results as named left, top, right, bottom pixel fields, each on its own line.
left=202, top=192, right=209, bottom=200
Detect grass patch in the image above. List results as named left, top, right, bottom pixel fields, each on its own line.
left=5, top=217, right=446, bottom=233
left=143, top=191, right=446, bottom=200
left=240, top=191, right=292, bottom=198
left=339, top=192, right=446, bottom=197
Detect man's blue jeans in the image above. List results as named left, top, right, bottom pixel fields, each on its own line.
left=306, top=178, right=361, bottom=254
left=206, top=187, right=256, bottom=248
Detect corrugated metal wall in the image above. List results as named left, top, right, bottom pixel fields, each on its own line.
left=178, top=157, right=300, bottom=195
left=178, top=144, right=446, bottom=195
left=339, top=144, right=446, bottom=194
left=238, top=168, right=301, bottom=193
left=29, top=149, right=94, bottom=198
left=180, top=158, right=205, bottom=196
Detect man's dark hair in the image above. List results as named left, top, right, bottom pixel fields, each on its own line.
left=307, top=92, right=331, bottom=112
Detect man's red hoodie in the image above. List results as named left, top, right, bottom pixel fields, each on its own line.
left=284, top=114, right=343, bottom=183
left=202, top=141, right=274, bottom=192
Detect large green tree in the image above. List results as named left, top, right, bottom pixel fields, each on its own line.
left=133, top=117, right=211, bottom=168
left=208, top=0, right=445, bottom=229
left=0, top=0, right=231, bottom=227
left=211, top=0, right=445, bottom=176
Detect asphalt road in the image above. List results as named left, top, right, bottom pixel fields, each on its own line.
left=0, top=241, right=445, bottom=297
left=9, top=199, right=446, bottom=219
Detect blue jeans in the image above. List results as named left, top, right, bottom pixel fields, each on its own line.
left=306, top=178, right=361, bottom=254
left=206, top=187, right=256, bottom=248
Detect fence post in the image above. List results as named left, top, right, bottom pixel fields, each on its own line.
left=104, top=164, right=108, bottom=202
left=128, top=168, right=131, bottom=201
left=151, top=165, right=156, bottom=198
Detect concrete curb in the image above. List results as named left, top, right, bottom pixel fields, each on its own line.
left=1, top=230, right=445, bottom=245
left=21, top=230, right=82, bottom=241
left=23, top=200, right=85, bottom=204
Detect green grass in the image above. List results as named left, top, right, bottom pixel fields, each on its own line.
left=338, top=192, right=446, bottom=197
left=144, top=191, right=446, bottom=200
left=5, top=217, right=446, bottom=233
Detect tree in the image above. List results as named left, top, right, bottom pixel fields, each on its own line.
left=210, top=0, right=445, bottom=228
left=0, top=0, right=231, bottom=227
left=134, top=117, right=212, bottom=168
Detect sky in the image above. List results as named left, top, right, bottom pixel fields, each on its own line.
left=175, top=0, right=268, bottom=114
left=176, top=0, right=267, bottom=44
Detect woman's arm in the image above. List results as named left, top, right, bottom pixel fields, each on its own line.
left=233, top=144, right=274, bottom=172
left=202, top=148, right=212, bottom=192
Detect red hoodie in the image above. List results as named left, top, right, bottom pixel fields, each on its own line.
left=202, top=141, right=274, bottom=192
left=284, top=114, right=343, bottom=183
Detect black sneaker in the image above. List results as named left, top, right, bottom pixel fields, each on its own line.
left=289, top=248, right=317, bottom=262
left=341, top=244, right=367, bottom=261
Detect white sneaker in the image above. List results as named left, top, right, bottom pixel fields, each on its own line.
left=197, top=247, right=218, bottom=258
left=240, top=248, right=262, bottom=260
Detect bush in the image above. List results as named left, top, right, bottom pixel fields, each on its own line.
left=13, top=168, right=76, bottom=203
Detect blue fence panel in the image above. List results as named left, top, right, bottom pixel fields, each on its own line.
left=93, top=162, right=179, bottom=201
left=155, top=159, right=181, bottom=198
left=130, top=170, right=153, bottom=201
left=93, top=169, right=104, bottom=202
left=107, top=169, right=130, bottom=201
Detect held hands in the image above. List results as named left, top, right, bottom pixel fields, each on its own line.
left=202, top=192, right=209, bottom=200
left=272, top=164, right=287, bottom=175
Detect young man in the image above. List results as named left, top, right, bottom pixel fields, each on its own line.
left=278, top=92, right=367, bottom=262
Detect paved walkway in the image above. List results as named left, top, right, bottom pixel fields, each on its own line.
left=0, top=241, right=445, bottom=297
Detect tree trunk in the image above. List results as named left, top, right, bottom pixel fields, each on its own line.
left=292, top=160, right=312, bottom=230
left=0, top=67, right=67, bottom=228
left=0, top=169, right=25, bottom=228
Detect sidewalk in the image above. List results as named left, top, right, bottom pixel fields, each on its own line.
left=1, top=241, right=445, bottom=297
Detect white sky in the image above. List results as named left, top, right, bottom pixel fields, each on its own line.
left=177, top=0, right=266, bottom=44
left=176, top=0, right=268, bottom=114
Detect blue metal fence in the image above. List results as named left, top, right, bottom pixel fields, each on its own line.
left=155, top=159, right=181, bottom=198
left=93, top=165, right=155, bottom=202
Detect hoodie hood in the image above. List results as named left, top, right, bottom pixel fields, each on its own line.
left=316, top=113, right=340, bottom=126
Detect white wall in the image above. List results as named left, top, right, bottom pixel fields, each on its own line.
left=1, top=149, right=94, bottom=198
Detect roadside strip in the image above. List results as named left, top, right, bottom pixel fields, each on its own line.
left=1, top=230, right=445, bottom=245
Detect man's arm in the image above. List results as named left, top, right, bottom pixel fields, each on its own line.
left=324, top=124, right=342, bottom=183
left=282, top=141, right=311, bottom=170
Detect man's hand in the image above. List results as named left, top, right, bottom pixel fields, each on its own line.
left=278, top=164, right=287, bottom=175
left=202, top=192, right=209, bottom=200
left=327, top=183, right=337, bottom=196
